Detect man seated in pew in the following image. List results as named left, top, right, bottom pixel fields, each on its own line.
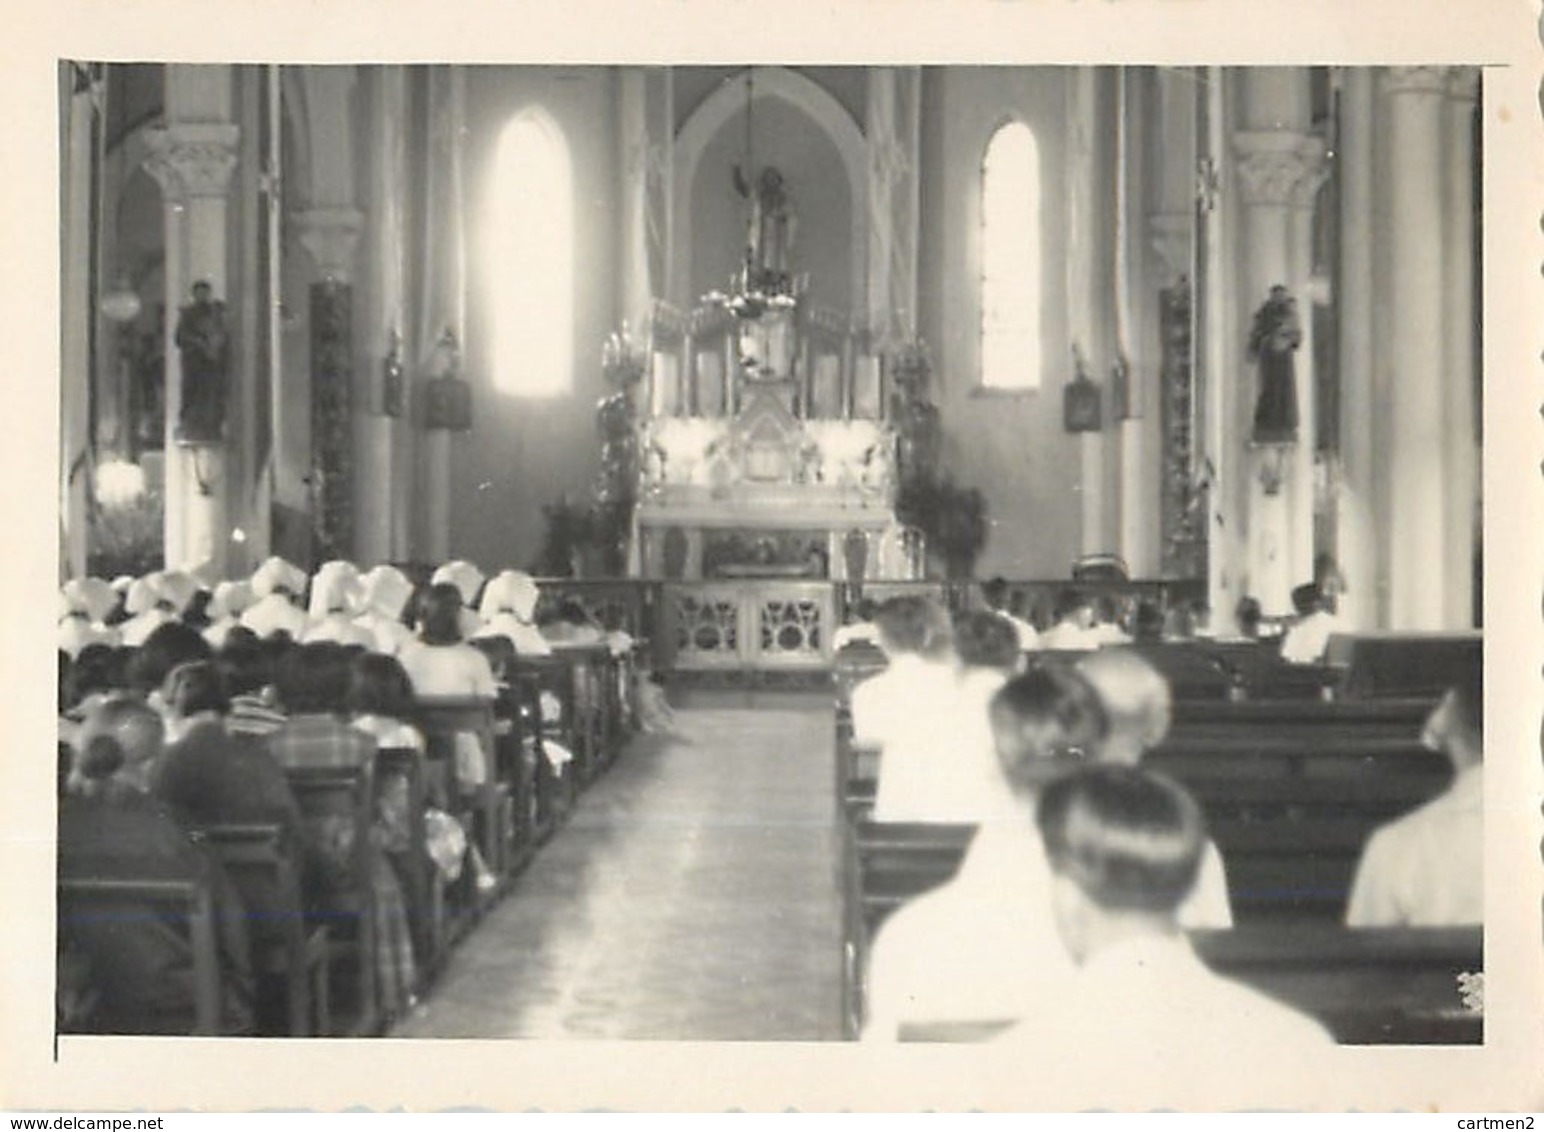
left=995, top=764, right=1333, bottom=1088
left=1076, top=649, right=1232, bottom=927
left=1086, top=594, right=1133, bottom=647
left=1038, top=588, right=1101, bottom=651
left=1279, top=580, right=1345, bottom=665
left=1346, top=674, right=1483, bottom=927
left=831, top=597, right=881, bottom=651
left=861, top=666, right=1103, bottom=1041
left=873, top=611, right=1025, bottom=824
left=851, top=596, right=957, bottom=820
left=980, top=577, right=1039, bottom=652
left=59, top=697, right=256, bottom=1034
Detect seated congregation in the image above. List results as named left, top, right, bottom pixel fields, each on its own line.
left=839, top=590, right=1484, bottom=1053
left=55, top=555, right=641, bottom=1037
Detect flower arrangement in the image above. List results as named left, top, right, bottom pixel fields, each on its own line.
left=896, top=473, right=989, bottom=579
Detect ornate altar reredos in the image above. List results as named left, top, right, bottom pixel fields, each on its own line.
left=631, top=304, right=908, bottom=586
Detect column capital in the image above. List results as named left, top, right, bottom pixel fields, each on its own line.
left=1147, top=210, right=1192, bottom=285
left=297, top=206, right=366, bottom=283
left=1445, top=66, right=1481, bottom=104
left=1380, top=66, right=1451, bottom=99
left=1233, top=130, right=1324, bottom=208
left=143, top=123, right=240, bottom=202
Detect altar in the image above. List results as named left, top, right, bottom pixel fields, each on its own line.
left=630, top=305, right=911, bottom=587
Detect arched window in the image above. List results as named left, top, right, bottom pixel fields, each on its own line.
left=980, top=121, right=1042, bottom=391
left=491, top=111, right=572, bottom=397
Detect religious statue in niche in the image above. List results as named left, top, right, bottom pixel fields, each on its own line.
left=735, top=164, right=797, bottom=283
left=1247, top=283, right=1303, bottom=446
left=173, top=280, right=229, bottom=444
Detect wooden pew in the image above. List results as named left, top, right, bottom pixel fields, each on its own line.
left=199, top=822, right=332, bottom=1037
left=1146, top=724, right=1452, bottom=923
left=57, top=872, right=224, bottom=1036
left=284, top=763, right=380, bottom=1036
left=840, top=818, right=976, bottom=1038
left=1327, top=631, right=1482, bottom=700
left=372, top=745, right=451, bottom=982
left=1192, top=924, right=1482, bottom=1044
left=512, top=656, right=584, bottom=824
left=414, top=696, right=514, bottom=892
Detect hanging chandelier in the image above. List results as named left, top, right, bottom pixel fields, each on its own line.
left=701, top=67, right=798, bottom=322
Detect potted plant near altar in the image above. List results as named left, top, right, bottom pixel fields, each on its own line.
left=895, top=473, right=989, bottom=580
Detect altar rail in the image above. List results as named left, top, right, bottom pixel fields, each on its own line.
left=525, top=577, right=1206, bottom=674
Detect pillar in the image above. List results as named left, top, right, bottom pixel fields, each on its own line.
left=1442, top=67, right=1480, bottom=628
left=144, top=75, right=240, bottom=575
left=1231, top=67, right=1319, bottom=614
left=60, top=66, right=95, bottom=581
left=1336, top=68, right=1378, bottom=630
left=357, top=66, right=411, bottom=567
left=1380, top=67, right=1449, bottom=630
left=298, top=206, right=364, bottom=563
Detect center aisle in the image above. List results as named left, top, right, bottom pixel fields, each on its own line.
left=391, top=689, right=844, bottom=1040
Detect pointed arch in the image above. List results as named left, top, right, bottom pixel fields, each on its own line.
left=980, top=120, right=1043, bottom=390
left=489, top=108, right=573, bottom=397
left=672, top=67, right=867, bottom=308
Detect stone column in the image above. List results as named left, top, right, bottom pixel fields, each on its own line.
left=60, top=66, right=95, bottom=581
left=1231, top=68, right=1318, bottom=614
left=1380, top=67, right=1449, bottom=629
left=298, top=206, right=364, bottom=563
left=144, top=106, right=240, bottom=574
left=357, top=66, right=410, bottom=567
left=1442, top=67, right=1480, bottom=628
left=1336, top=68, right=1378, bottom=630
left=866, top=66, right=923, bottom=347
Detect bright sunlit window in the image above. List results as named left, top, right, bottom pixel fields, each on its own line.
left=491, top=111, right=572, bottom=397
left=980, top=121, right=1042, bottom=391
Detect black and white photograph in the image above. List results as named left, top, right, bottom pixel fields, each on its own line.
left=10, top=0, right=1544, bottom=1115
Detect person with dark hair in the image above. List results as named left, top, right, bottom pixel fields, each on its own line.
left=996, top=765, right=1331, bottom=1089
left=850, top=596, right=957, bottom=820
left=58, top=697, right=255, bottom=1034
left=862, top=666, right=1106, bottom=1041
left=831, top=597, right=881, bottom=651
left=346, top=651, right=487, bottom=891
left=153, top=660, right=300, bottom=839
left=1346, top=674, right=1483, bottom=926
left=266, top=643, right=419, bottom=1019
left=220, top=636, right=288, bottom=737
left=1233, top=595, right=1265, bottom=641
left=1132, top=600, right=1166, bottom=643
left=400, top=583, right=498, bottom=699
left=400, top=581, right=499, bottom=811
left=127, top=620, right=214, bottom=701
left=980, top=576, right=1040, bottom=651
left=1279, top=580, right=1344, bottom=665
left=1039, top=588, right=1099, bottom=650
left=1087, top=593, right=1132, bottom=647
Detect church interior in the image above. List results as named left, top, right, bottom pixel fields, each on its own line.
left=49, top=60, right=1510, bottom=1089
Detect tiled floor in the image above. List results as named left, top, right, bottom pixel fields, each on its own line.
left=390, top=689, right=844, bottom=1041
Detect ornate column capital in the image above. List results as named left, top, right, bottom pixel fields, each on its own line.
left=1233, top=130, right=1325, bottom=208
left=1445, top=66, right=1481, bottom=104
left=297, top=207, right=366, bottom=284
left=1380, top=66, right=1451, bottom=99
left=143, top=123, right=240, bottom=202
left=1148, top=211, right=1192, bottom=285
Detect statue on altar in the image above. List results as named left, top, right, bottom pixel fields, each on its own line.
left=735, top=164, right=797, bottom=281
